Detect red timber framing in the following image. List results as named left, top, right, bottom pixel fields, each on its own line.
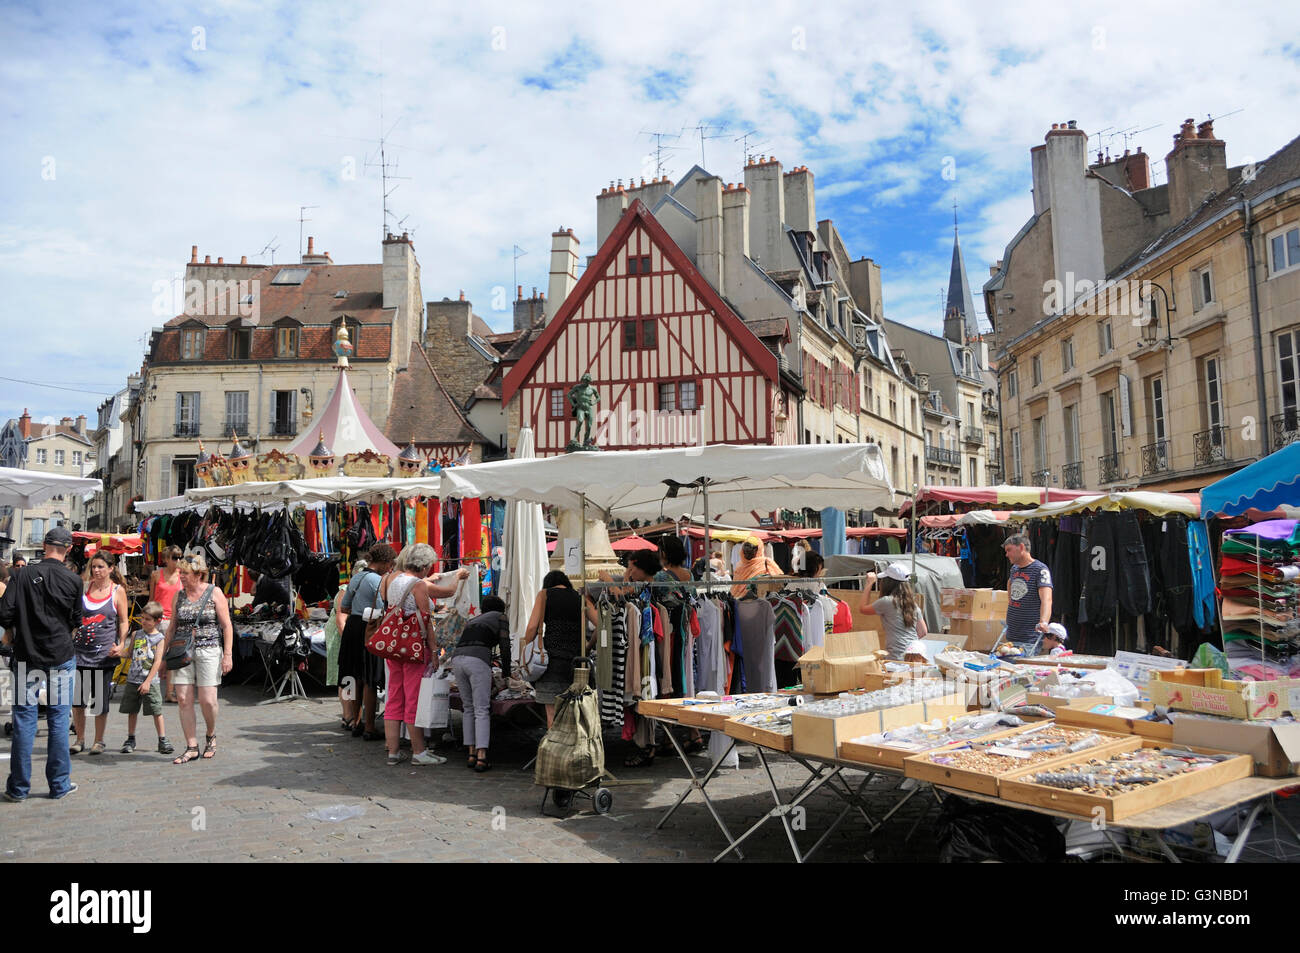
left=502, top=200, right=781, bottom=456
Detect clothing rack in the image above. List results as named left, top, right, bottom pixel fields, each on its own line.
left=580, top=572, right=879, bottom=591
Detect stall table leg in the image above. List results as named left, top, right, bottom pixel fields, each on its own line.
left=653, top=718, right=744, bottom=860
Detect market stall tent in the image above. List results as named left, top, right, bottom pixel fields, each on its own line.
left=0, top=466, right=100, bottom=507
left=1200, top=442, right=1300, bottom=517
left=1015, top=491, right=1200, bottom=521
left=899, top=484, right=1093, bottom=516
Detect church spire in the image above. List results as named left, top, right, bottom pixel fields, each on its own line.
left=944, top=199, right=977, bottom=347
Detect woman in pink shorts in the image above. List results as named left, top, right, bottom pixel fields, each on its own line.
left=377, top=545, right=468, bottom=766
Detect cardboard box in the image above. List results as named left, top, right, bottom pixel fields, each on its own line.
left=943, top=588, right=1005, bottom=620
left=1147, top=674, right=1299, bottom=721
left=1171, top=717, right=1300, bottom=778
left=948, top=618, right=1003, bottom=652
left=797, top=630, right=884, bottom=694
left=791, top=694, right=967, bottom=761
left=1027, top=692, right=1115, bottom=711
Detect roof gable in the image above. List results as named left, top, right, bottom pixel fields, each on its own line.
left=502, top=200, right=779, bottom=403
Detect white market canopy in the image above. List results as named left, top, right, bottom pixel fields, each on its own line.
left=0, top=466, right=100, bottom=508
left=135, top=476, right=442, bottom=513
left=437, top=443, right=898, bottom=521
left=1015, top=490, right=1200, bottom=521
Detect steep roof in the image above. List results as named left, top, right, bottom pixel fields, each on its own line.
left=502, top=200, right=779, bottom=404
left=386, top=344, right=491, bottom=447
left=163, top=264, right=389, bottom=329
left=946, top=230, right=978, bottom=341
left=286, top=366, right=401, bottom=459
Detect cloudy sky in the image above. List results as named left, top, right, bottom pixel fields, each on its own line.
left=3, top=0, right=1298, bottom=423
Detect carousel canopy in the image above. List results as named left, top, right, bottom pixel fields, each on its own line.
left=437, top=443, right=898, bottom=522
left=286, top=366, right=401, bottom=459
left=1200, top=442, right=1300, bottom=518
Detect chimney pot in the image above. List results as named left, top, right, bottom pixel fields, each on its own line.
left=307, top=236, right=314, bottom=255
left=401, top=231, right=408, bottom=241
left=191, top=245, right=198, bottom=263
left=217, top=257, right=223, bottom=264
left=517, top=285, right=522, bottom=300
left=459, top=290, right=465, bottom=301
left=240, top=255, right=247, bottom=264
left=204, top=255, right=211, bottom=264
left=1198, top=119, right=1215, bottom=139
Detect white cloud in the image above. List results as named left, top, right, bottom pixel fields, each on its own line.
left=1, top=0, right=1297, bottom=420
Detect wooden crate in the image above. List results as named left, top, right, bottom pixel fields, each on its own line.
left=723, top=714, right=794, bottom=752
left=999, top=743, right=1254, bottom=821
left=1054, top=705, right=1175, bottom=742
left=839, top=723, right=1035, bottom=771
left=676, top=699, right=793, bottom=730
left=903, top=727, right=1134, bottom=796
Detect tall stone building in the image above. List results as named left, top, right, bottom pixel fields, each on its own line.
left=985, top=119, right=1300, bottom=490
left=126, top=234, right=424, bottom=500
left=1, top=410, right=96, bottom=558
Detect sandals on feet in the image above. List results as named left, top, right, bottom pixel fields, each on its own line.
left=623, top=745, right=656, bottom=768
left=89, top=741, right=106, bottom=756
left=69, top=740, right=85, bottom=755
left=201, top=735, right=217, bottom=759
left=173, top=746, right=201, bottom=765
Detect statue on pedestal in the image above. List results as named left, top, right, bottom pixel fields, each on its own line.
left=566, top=373, right=600, bottom=452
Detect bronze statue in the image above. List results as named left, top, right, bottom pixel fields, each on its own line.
left=567, top=373, right=600, bottom=451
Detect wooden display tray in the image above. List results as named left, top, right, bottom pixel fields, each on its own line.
left=999, top=740, right=1254, bottom=821
left=723, top=713, right=795, bottom=752
left=636, top=698, right=691, bottom=721
left=839, top=722, right=1032, bottom=772
left=903, top=725, right=1132, bottom=796
left=1054, top=705, right=1175, bottom=742
left=675, top=698, right=793, bottom=729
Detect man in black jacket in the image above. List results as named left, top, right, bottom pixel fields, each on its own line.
left=1, top=527, right=84, bottom=801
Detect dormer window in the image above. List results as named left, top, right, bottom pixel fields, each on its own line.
left=181, top=328, right=205, bottom=360
left=276, top=325, right=299, bottom=358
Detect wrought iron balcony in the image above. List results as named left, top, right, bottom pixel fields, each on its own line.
left=173, top=423, right=200, bottom=438
left=1098, top=450, right=1125, bottom=484
left=1193, top=426, right=1229, bottom=469
left=1030, top=467, right=1052, bottom=486
left=1271, top=410, right=1300, bottom=452
left=963, top=427, right=984, bottom=446
left=986, top=463, right=1001, bottom=482
left=925, top=446, right=960, bottom=466
left=225, top=419, right=250, bottom=438
left=1141, top=439, right=1170, bottom=476
left=1061, top=461, right=1084, bottom=489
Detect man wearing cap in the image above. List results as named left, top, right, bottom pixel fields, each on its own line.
left=731, top=535, right=783, bottom=599
left=1002, top=534, right=1053, bottom=650
left=0, top=527, right=84, bottom=801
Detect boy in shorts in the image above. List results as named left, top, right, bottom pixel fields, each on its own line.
left=120, top=602, right=174, bottom=755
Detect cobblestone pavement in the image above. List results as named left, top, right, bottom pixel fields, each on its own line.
left=3, top=685, right=1297, bottom=863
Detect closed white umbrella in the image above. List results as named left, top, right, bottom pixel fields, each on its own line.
left=497, top=428, right=548, bottom=666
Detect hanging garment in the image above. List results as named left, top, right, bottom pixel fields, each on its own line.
left=415, top=499, right=428, bottom=545
left=595, top=602, right=614, bottom=692
left=460, top=498, right=482, bottom=560
left=735, top=596, right=776, bottom=693
left=768, top=594, right=805, bottom=663
left=1051, top=527, right=1083, bottom=628
left=832, top=599, right=853, bottom=632
left=1188, top=520, right=1218, bottom=630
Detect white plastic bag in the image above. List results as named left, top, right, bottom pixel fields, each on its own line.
left=414, top=665, right=452, bottom=729
left=1079, top=668, right=1141, bottom=708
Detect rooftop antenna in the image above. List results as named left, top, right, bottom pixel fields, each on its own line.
left=687, top=120, right=727, bottom=167
left=1206, top=107, right=1244, bottom=127
left=638, top=128, right=682, bottom=178
left=735, top=129, right=769, bottom=168
left=1119, top=123, right=1159, bottom=152
left=298, top=206, right=318, bottom=258
left=364, top=90, right=411, bottom=242
left=258, top=236, right=279, bottom=265
left=513, top=244, right=527, bottom=296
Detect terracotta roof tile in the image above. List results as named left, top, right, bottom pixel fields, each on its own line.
left=163, top=264, right=390, bottom=329
left=385, top=344, right=490, bottom=447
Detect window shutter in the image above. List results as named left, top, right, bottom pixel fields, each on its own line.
left=160, top=454, right=172, bottom=496
left=175, top=395, right=183, bottom=433
left=193, top=393, right=201, bottom=436
left=288, top=390, right=297, bottom=433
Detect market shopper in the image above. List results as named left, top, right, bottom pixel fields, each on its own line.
left=149, top=545, right=183, bottom=703
left=522, top=570, right=599, bottom=729
left=338, top=544, right=396, bottom=739
left=169, top=553, right=235, bottom=764
left=1041, top=622, right=1069, bottom=656
left=378, top=545, right=469, bottom=766
left=860, top=564, right=928, bottom=660
left=1002, top=534, right=1054, bottom=649
left=71, top=553, right=130, bottom=755
left=1, top=527, right=84, bottom=801
left=450, top=594, right=511, bottom=772
left=118, top=601, right=172, bottom=755
left=731, top=536, right=782, bottom=598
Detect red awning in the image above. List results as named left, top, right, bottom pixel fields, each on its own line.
left=611, top=534, right=659, bottom=552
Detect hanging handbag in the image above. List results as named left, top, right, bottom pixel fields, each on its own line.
left=164, top=584, right=214, bottom=671
left=432, top=572, right=477, bottom=651
left=519, top=633, right=549, bottom=683
left=365, top=576, right=428, bottom=662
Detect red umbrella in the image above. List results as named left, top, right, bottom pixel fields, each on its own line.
left=611, top=534, right=659, bottom=553
left=546, top=539, right=557, bottom=553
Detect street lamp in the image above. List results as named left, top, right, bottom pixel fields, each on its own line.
left=1140, top=281, right=1175, bottom=349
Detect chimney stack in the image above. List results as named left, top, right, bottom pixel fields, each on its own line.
left=696, top=176, right=725, bottom=294
left=302, top=235, right=332, bottom=265
left=19, top=408, right=30, bottom=439
left=744, top=156, right=784, bottom=269
left=1165, top=115, right=1228, bottom=220
left=75, top=414, right=87, bottom=434
left=722, top=183, right=751, bottom=299
left=782, top=165, right=816, bottom=234
left=595, top=181, right=630, bottom=249
left=545, top=227, right=581, bottom=323
left=1043, top=122, right=1105, bottom=298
